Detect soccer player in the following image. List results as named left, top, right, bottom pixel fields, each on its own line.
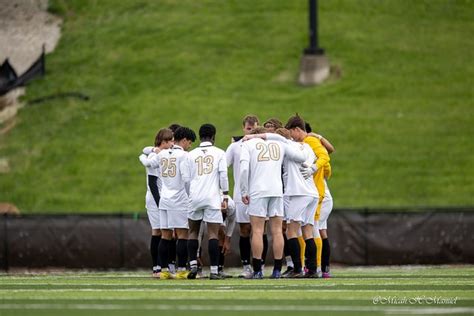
left=240, top=127, right=306, bottom=279
left=140, top=127, right=196, bottom=279
left=225, top=114, right=259, bottom=278
left=187, top=124, right=229, bottom=280
left=304, top=121, right=335, bottom=277
left=139, top=128, right=174, bottom=277
left=280, top=130, right=319, bottom=278
left=285, top=115, right=333, bottom=278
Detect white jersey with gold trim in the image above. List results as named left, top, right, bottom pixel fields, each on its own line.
left=188, top=141, right=229, bottom=210
left=239, top=138, right=306, bottom=199
left=155, top=145, right=191, bottom=211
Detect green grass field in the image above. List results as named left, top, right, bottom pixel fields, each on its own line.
left=0, top=0, right=473, bottom=212
left=1, top=266, right=473, bottom=316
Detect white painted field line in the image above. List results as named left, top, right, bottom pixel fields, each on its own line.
left=0, top=288, right=470, bottom=293
left=0, top=303, right=472, bottom=314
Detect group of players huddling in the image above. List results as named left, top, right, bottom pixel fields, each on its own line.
left=138, top=114, right=334, bottom=279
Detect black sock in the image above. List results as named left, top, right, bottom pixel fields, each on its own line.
left=158, top=239, right=170, bottom=269
left=322, top=238, right=331, bottom=273
left=274, top=259, right=283, bottom=272
left=218, top=246, right=225, bottom=271
left=187, top=239, right=199, bottom=266
left=209, top=238, right=219, bottom=268
left=150, top=235, right=161, bottom=270
left=176, top=239, right=188, bottom=269
left=283, top=234, right=290, bottom=257
left=305, top=238, right=317, bottom=273
left=252, top=257, right=262, bottom=273
left=239, top=236, right=251, bottom=266
left=262, top=234, right=268, bottom=266
left=288, top=238, right=302, bottom=273
left=169, top=238, right=177, bottom=265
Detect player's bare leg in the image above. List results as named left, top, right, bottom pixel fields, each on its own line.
left=269, top=216, right=284, bottom=278
left=249, top=216, right=265, bottom=279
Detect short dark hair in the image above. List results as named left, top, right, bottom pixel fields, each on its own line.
left=199, top=123, right=216, bottom=140
left=285, top=114, right=305, bottom=130
left=168, top=123, right=181, bottom=134
left=174, top=127, right=196, bottom=142
left=242, top=114, right=259, bottom=127
left=305, top=122, right=312, bottom=133
left=154, top=128, right=174, bottom=147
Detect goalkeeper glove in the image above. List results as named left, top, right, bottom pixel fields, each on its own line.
left=299, top=163, right=317, bottom=179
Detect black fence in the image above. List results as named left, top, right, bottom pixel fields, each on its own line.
left=1, top=208, right=473, bottom=270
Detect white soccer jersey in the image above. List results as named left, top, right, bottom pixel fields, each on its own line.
left=226, top=140, right=243, bottom=201
left=283, top=142, right=318, bottom=198
left=239, top=138, right=306, bottom=199
left=189, top=141, right=229, bottom=210
left=154, top=145, right=192, bottom=211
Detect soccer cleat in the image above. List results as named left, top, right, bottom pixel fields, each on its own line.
left=197, top=266, right=203, bottom=278
left=284, top=271, right=305, bottom=279
left=322, top=272, right=331, bottom=279
left=209, top=273, right=225, bottom=280
left=187, top=266, right=198, bottom=279
left=252, top=271, right=263, bottom=279
left=270, top=270, right=282, bottom=279
left=303, top=271, right=319, bottom=278
left=238, top=266, right=253, bottom=279
left=218, top=271, right=233, bottom=279
left=175, top=270, right=189, bottom=279
left=159, top=271, right=172, bottom=280
left=281, top=267, right=294, bottom=277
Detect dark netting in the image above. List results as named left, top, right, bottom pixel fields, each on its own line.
left=1, top=208, right=473, bottom=270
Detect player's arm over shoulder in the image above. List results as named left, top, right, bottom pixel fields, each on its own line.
left=305, top=136, right=330, bottom=169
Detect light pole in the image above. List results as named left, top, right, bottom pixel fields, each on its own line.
left=298, top=0, right=329, bottom=86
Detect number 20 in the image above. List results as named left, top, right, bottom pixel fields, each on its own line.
left=256, top=143, right=280, bottom=161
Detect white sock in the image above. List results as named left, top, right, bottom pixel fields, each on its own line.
left=243, top=264, right=251, bottom=271
left=285, top=256, right=294, bottom=268
left=210, top=266, right=218, bottom=274
left=189, top=260, right=198, bottom=268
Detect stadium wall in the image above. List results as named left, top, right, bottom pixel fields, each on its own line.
left=1, top=208, right=473, bottom=270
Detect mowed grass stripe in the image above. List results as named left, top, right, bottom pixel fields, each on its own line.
left=0, top=302, right=473, bottom=314
left=1, top=267, right=473, bottom=315
left=1, top=284, right=473, bottom=291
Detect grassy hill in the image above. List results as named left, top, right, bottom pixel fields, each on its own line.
left=0, top=0, right=473, bottom=213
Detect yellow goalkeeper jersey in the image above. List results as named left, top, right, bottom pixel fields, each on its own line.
left=303, top=135, right=331, bottom=219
